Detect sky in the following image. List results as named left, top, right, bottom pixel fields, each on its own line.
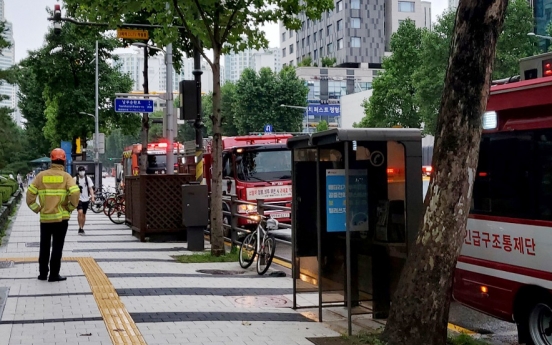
left=5, top=0, right=449, bottom=63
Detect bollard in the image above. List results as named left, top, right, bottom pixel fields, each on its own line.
left=230, top=195, right=238, bottom=247
left=257, top=198, right=265, bottom=217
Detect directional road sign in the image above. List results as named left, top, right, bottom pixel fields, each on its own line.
left=114, top=98, right=154, bottom=113
left=117, top=28, right=149, bottom=40
left=264, top=124, right=273, bottom=133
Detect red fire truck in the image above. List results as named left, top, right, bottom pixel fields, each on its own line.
left=122, top=140, right=185, bottom=177
left=453, top=52, right=552, bottom=345
left=203, top=134, right=293, bottom=229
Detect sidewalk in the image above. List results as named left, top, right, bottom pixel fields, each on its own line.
left=0, top=200, right=339, bottom=345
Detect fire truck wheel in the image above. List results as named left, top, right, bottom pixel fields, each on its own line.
left=527, top=299, right=552, bottom=345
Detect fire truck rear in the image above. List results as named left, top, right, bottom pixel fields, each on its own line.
left=204, top=134, right=293, bottom=229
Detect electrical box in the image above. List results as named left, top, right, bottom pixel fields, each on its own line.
left=179, top=80, right=198, bottom=121
left=182, top=184, right=208, bottom=227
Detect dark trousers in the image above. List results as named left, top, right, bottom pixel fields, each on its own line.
left=39, top=220, right=68, bottom=277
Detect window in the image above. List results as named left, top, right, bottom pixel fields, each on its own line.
left=302, top=38, right=305, bottom=48
left=289, top=30, right=294, bottom=38
left=327, top=24, right=332, bottom=36
left=351, top=0, right=360, bottom=9
left=320, top=46, right=324, bottom=55
left=282, top=32, right=286, bottom=42
left=289, top=44, right=294, bottom=53
left=398, top=19, right=405, bottom=26
left=307, top=35, right=310, bottom=46
left=282, top=48, right=286, bottom=57
left=236, top=150, right=291, bottom=181
left=314, top=49, right=318, bottom=60
left=337, top=39, right=343, bottom=50
left=327, top=42, right=333, bottom=53
left=337, top=19, right=343, bottom=31
left=314, top=32, right=317, bottom=42
left=337, top=0, right=343, bottom=11
left=351, top=36, right=361, bottom=47
left=398, top=1, right=415, bottom=12
left=351, top=18, right=361, bottom=28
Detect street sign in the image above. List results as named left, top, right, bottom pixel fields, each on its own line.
left=117, top=28, right=149, bottom=40
left=93, top=133, right=105, bottom=154
left=264, top=124, right=273, bottom=133
left=114, top=98, right=154, bottom=113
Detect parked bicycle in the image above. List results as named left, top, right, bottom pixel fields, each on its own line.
left=107, top=201, right=125, bottom=224
left=239, top=215, right=278, bottom=275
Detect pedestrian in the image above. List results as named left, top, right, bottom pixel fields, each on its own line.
left=26, top=148, right=80, bottom=282
left=74, top=166, right=95, bottom=235
left=16, top=173, right=23, bottom=191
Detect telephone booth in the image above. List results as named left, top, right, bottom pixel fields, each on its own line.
left=287, top=128, right=423, bottom=335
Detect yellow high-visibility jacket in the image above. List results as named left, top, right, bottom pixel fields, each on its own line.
left=26, top=164, right=81, bottom=223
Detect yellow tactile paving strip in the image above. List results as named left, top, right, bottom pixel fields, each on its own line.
left=0, top=257, right=147, bottom=345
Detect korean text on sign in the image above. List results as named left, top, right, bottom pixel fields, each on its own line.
left=464, top=229, right=536, bottom=256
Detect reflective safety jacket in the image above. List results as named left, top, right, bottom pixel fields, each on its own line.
left=26, top=164, right=81, bottom=223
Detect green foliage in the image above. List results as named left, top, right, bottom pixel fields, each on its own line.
left=362, top=19, right=422, bottom=129
left=357, top=1, right=539, bottom=135
left=321, top=57, right=337, bottom=67
left=16, top=22, right=139, bottom=149
left=446, top=334, right=488, bottom=345
left=298, top=56, right=313, bottom=67
left=202, top=83, right=239, bottom=136
left=316, top=120, right=329, bottom=132
left=233, top=67, right=308, bottom=134
left=174, top=250, right=239, bottom=263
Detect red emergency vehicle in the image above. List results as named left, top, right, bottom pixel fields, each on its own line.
left=122, top=140, right=185, bottom=177
left=203, top=134, right=293, bottom=228
left=453, top=52, right=552, bottom=345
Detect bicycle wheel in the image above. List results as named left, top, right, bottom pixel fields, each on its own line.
left=103, top=197, right=117, bottom=216
left=90, top=198, right=103, bottom=213
left=256, top=234, right=276, bottom=275
left=239, top=232, right=257, bottom=269
left=108, top=202, right=125, bottom=224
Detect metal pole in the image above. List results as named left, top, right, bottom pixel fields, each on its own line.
left=94, top=40, right=100, bottom=188
left=192, top=42, right=204, bottom=183
left=165, top=43, right=174, bottom=175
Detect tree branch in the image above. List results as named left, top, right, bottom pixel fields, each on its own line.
left=171, top=0, right=213, bottom=66
left=191, top=0, right=216, bottom=45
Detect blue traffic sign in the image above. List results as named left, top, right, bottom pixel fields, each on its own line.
left=114, top=98, right=154, bottom=113
left=264, top=124, right=273, bottom=133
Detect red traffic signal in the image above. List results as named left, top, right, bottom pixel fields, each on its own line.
left=542, top=59, right=552, bottom=77
left=53, top=4, right=62, bottom=34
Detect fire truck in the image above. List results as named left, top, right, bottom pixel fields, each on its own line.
left=203, top=134, right=293, bottom=229
left=453, top=52, right=552, bottom=345
left=122, top=140, right=185, bottom=177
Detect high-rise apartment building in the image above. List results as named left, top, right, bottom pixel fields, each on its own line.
left=0, top=0, right=17, bottom=125
left=224, top=47, right=282, bottom=82
left=281, top=0, right=432, bottom=67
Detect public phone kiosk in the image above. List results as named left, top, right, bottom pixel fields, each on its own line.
left=287, top=128, right=423, bottom=335
left=71, top=161, right=103, bottom=193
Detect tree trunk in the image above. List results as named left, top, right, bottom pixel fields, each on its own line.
left=381, top=1, right=507, bottom=344
left=210, top=49, right=225, bottom=256
left=140, top=46, right=149, bottom=173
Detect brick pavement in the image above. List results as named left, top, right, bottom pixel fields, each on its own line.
left=0, top=184, right=339, bottom=345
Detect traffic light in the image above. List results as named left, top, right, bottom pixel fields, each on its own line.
left=53, top=4, right=62, bottom=35
left=543, top=59, right=552, bottom=77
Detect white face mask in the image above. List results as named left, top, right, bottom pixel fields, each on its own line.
left=79, top=171, right=85, bottom=177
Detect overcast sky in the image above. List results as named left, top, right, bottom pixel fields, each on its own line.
left=5, top=0, right=449, bottom=63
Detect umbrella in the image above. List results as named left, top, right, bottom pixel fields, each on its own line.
left=29, top=157, right=51, bottom=164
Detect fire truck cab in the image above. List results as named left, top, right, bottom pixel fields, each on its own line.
left=204, top=134, right=293, bottom=229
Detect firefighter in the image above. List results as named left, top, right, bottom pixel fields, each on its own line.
left=26, top=148, right=80, bottom=282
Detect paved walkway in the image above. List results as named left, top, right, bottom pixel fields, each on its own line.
left=0, top=198, right=339, bottom=345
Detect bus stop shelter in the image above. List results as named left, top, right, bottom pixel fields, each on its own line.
left=287, top=128, right=423, bottom=335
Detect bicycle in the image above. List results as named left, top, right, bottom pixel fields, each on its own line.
left=103, top=189, right=124, bottom=216
left=89, top=186, right=112, bottom=214
left=239, top=215, right=278, bottom=275
left=108, top=201, right=125, bottom=224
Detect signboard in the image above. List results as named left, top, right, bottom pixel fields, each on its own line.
left=93, top=133, right=105, bottom=154
left=114, top=98, right=154, bottom=113
left=60, top=141, right=72, bottom=175
left=326, top=169, right=368, bottom=232
left=307, top=104, right=341, bottom=117
left=184, top=140, right=196, bottom=156
left=264, top=124, right=273, bottom=133
left=117, top=28, right=149, bottom=40
left=246, top=185, right=292, bottom=200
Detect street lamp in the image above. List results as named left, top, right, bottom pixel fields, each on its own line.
left=527, top=32, right=552, bottom=41
left=80, top=109, right=99, bottom=186
left=131, top=42, right=175, bottom=175
left=280, top=104, right=309, bottom=133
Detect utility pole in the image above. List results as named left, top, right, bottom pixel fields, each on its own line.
left=140, top=45, right=149, bottom=174
left=165, top=41, right=174, bottom=175
left=94, top=40, right=100, bottom=188
left=192, top=41, right=204, bottom=183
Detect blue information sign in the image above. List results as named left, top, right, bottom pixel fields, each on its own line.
left=114, top=98, right=154, bottom=113
left=60, top=141, right=72, bottom=175
left=264, top=124, right=273, bottom=133
left=326, top=169, right=368, bottom=232
left=307, top=104, right=341, bottom=117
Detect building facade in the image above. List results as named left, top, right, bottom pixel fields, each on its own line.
left=282, top=0, right=431, bottom=67
left=224, top=47, right=282, bottom=82
left=0, top=0, right=18, bottom=125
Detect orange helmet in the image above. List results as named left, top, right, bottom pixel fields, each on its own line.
left=50, top=148, right=66, bottom=162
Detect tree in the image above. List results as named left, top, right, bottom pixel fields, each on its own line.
left=361, top=20, right=423, bottom=129
left=316, top=120, right=329, bottom=131
left=16, top=22, right=138, bottom=150
left=298, top=56, right=313, bottom=67
left=202, top=82, right=239, bottom=136
left=381, top=0, right=508, bottom=344
left=65, top=0, right=333, bottom=256
left=321, top=57, right=336, bottom=67
left=233, top=67, right=308, bottom=134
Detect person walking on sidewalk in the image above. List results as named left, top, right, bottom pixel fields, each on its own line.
left=74, top=166, right=95, bottom=235
left=16, top=173, right=23, bottom=191
left=26, top=148, right=80, bottom=282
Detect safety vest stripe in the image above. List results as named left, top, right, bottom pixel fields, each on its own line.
left=40, top=213, right=63, bottom=220
left=28, top=184, right=38, bottom=194
left=29, top=203, right=40, bottom=211
left=38, top=189, right=67, bottom=196
left=43, top=176, right=64, bottom=184
left=69, top=185, right=80, bottom=193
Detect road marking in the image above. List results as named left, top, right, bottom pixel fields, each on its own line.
left=1, top=257, right=147, bottom=345
left=448, top=322, right=476, bottom=335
